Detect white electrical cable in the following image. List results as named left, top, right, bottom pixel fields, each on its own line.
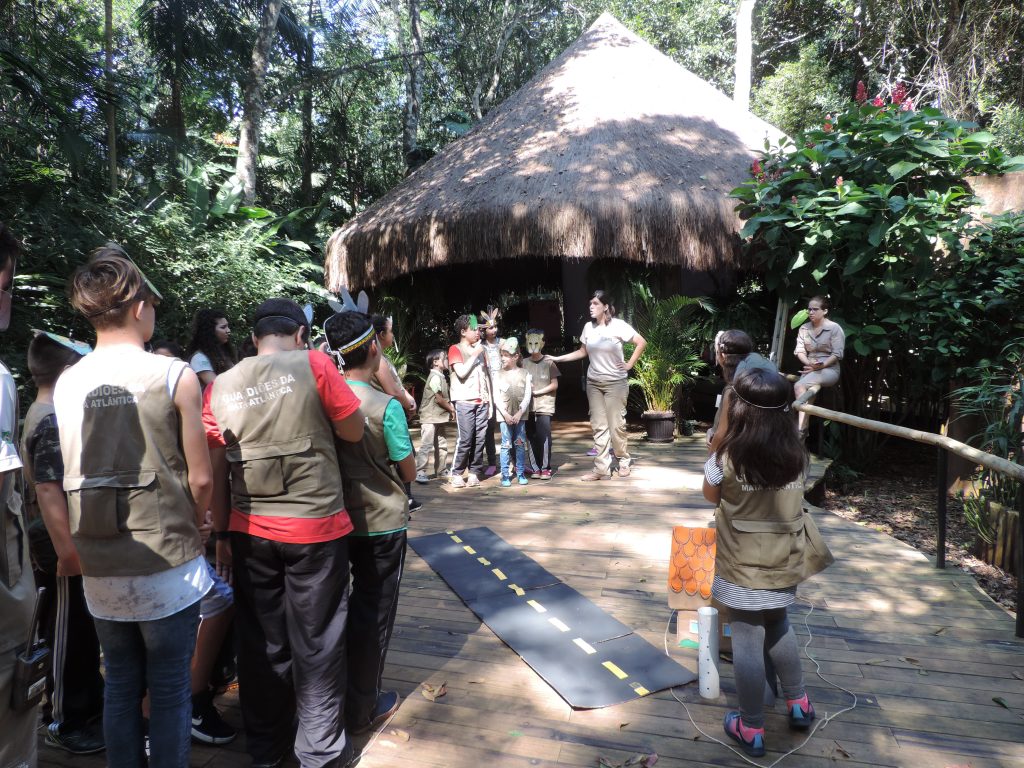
left=663, top=600, right=858, bottom=767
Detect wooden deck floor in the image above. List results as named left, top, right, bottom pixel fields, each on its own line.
left=40, top=422, right=1024, bottom=768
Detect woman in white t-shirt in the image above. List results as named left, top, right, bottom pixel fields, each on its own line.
left=185, top=308, right=237, bottom=387
left=553, top=290, right=646, bottom=480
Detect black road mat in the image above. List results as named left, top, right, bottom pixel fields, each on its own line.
left=410, top=526, right=696, bottom=708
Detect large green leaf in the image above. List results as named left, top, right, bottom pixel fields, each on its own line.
left=887, top=161, right=919, bottom=180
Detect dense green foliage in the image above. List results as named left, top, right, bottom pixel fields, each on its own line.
left=732, top=91, right=1024, bottom=461
left=751, top=44, right=846, bottom=137
left=625, top=282, right=710, bottom=413
left=2, top=0, right=1023, bottom=393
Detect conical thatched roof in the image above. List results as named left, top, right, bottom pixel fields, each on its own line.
left=325, top=13, right=784, bottom=290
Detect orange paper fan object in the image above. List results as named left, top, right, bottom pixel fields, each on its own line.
left=667, top=526, right=716, bottom=610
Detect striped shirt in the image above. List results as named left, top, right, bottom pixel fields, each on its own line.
left=705, top=451, right=797, bottom=610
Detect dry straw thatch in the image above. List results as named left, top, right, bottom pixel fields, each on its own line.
left=325, top=12, right=784, bottom=290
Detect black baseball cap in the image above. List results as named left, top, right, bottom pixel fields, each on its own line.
left=252, top=298, right=310, bottom=331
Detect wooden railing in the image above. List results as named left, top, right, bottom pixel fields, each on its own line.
left=794, top=384, right=1024, bottom=637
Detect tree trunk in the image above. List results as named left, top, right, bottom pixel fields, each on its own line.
left=402, top=0, right=423, bottom=172
left=299, top=26, right=314, bottom=206
left=236, top=0, right=284, bottom=205
left=104, top=0, right=116, bottom=194
left=734, top=0, right=756, bottom=110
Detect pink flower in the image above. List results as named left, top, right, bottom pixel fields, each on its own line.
left=872, top=96, right=885, bottom=108
left=790, top=196, right=798, bottom=205
left=900, top=99, right=913, bottom=112
left=855, top=81, right=868, bottom=103
left=836, top=176, right=844, bottom=187
left=823, top=121, right=833, bottom=132
left=891, top=83, right=907, bottom=106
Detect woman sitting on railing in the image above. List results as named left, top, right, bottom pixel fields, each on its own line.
left=793, top=296, right=844, bottom=438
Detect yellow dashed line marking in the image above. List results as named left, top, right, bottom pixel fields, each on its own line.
left=443, top=530, right=650, bottom=697
left=573, top=638, right=596, bottom=654
left=602, top=661, right=628, bottom=679
left=548, top=617, right=570, bottom=632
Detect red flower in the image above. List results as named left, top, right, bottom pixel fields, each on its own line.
left=872, top=96, right=885, bottom=107
left=855, top=81, right=868, bottom=103
left=823, top=121, right=833, bottom=132
left=751, top=159, right=762, bottom=177
left=891, top=83, right=907, bottom=105
left=836, top=176, right=844, bottom=187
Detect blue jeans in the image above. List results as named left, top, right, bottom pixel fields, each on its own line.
left=93, top=601, right=201, bottom=768
left=499, top=421, right=528, bottom=480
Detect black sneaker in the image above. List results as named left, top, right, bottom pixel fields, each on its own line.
left=350, top=691, right=401, bottom=735
left=191, top=692, right=237, bottom=745
left=44, top=724, right=106, bottom=755
left=409, top=498, right=423, bottom=513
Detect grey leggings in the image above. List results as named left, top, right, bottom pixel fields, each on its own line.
left=730, top=607, right=805, bottom=729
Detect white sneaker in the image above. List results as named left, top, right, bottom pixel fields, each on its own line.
left=450, top=474, right=466, bottom=488
left=415, top=472, right=429, bottom=484
left=467, top=474, right=481, bottom=487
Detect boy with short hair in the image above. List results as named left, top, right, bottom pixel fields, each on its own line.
left=447, top=315, right=490, bottom=488
left=325, top=310, right=415, bottom=735
left=415, top=350, right=454, bottom=483
left=23, top=332, right=105, bottom=755
left=54, top=246, right=213, bottom=766
left=522, top=329, right=560, bottom=479
left=205, top=298, right=364, bottom=768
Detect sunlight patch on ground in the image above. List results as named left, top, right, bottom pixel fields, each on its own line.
left=635, top=463, right=704, bottom=491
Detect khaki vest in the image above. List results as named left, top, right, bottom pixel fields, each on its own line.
left=713, top=459, right=833, bottom=589
left=19, top=401, right=53, bottom=524
left=523, top=356, right=557, bottom=415
left=336, top=384, right=408, bottom=534
left=1, top=360, right=34, bottom=655
left=58, top=354, right=202, bottom=578
left=418, top=370, right=450, bottom=424
left=496, top=367, right=529, bottom=415
left=210, top=350, right=345, bottom=518
left=449, top=342, right=489, bottom=402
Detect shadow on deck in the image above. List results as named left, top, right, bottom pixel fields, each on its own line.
left=40, top=422, right=1024, bottom=768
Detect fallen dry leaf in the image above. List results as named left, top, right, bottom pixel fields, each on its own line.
left=864, top=658, right=889, bottom=665
left=421, top=681, right=448, bottom=702
left=899, top=656, right=921, bottom=666
left=832, top=740, right=851, bottom=758
left=388, top=728, right=410, bottom=742
left=618, top=722, right=630, bottom=730
left=932, top=626, right=947, bottom=636
left=992, top=696, right=1010, bottom=709
left=1012, top=671, right=1024, bottom=680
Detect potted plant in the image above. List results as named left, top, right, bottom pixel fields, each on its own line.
left=626, top=282, right=710, bottom=443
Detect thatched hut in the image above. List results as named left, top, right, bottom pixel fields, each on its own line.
left=324, top=13, right=783, bottom=295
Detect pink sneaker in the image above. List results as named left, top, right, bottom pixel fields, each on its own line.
left=539, top=470, right=552, bottom=480
left=723, top=712, right=765, bottom=758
